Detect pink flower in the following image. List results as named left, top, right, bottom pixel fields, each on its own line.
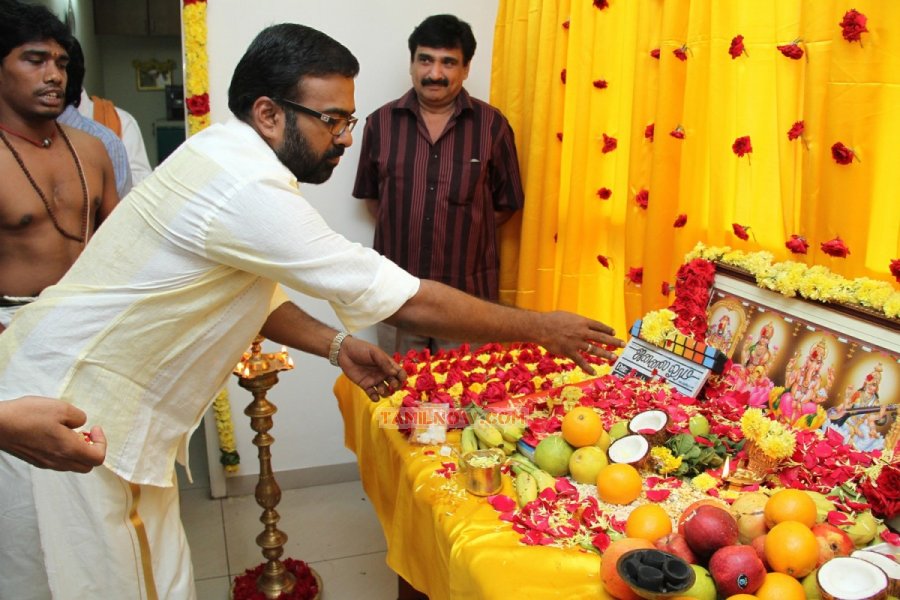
left=597, top=188, right=612, bottom=200
left=732, top=136, right=752, bottom=157
left=635, top=188, right=649, bottom=209
left=821, top=237, right=851, bottom=258
left=831, top=142, right=855, bottom=165
left=673, top=214, right=687, bottom=228
left=787, top=121, right=805, bottom=141
left=785, top=234, right=809, bottom=254
left=601, top=133, right=618, bottom=153
left=839, top=9, right=868, bottom=43
left=729, top=35, right=746, bottom=59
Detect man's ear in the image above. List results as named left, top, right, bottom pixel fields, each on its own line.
left=249, top=96, right=283, bottom=146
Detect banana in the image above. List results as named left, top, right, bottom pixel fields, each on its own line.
left=497, top=422, right=525, bottom=443
left=500, top=440, right=517, bottom=456
left=460, top=426, right=478, bottom=456
left=472, top=418, right=504, bottom=448
left=514, top=471, right=538, bottom=507
left=531, top=468, right=557, bottom=492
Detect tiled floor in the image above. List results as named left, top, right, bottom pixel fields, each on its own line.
left=181, top=480, right=399, bottom=599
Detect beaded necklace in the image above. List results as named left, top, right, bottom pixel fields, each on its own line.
left=0, top=122, right=90, bottom=243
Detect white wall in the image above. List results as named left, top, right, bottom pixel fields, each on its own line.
left=204, top=0, right=499, bottom=479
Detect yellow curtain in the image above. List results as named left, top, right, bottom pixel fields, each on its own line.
left=491, top=0, right=900, bottom=337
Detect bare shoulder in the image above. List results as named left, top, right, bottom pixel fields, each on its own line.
left=59, top=124, right=112, bottom=167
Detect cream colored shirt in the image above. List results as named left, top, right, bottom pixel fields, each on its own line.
left=0, top=118, right=419, bottom=486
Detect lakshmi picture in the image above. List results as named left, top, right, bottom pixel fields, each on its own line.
left=705, top=297, right=747, bottom=357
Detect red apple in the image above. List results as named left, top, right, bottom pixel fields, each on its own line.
left=682, top=505, right=739, bottom=559
left=812, top=523, right=854, bottom=567
left=750, top=534, right=770, bottom=570
left=677, top=499, right=730, bottom=536
left=655, top=532, right=699, bottom=565
left=709, top=545, right=767, bottom=597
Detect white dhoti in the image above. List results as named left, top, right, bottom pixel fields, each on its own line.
left=0, top=455, right=195, bottom=599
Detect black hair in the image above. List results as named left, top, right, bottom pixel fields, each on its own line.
left=0, top=0, right=72, bottom=63
left=65, top=38, right=85, bottom=107
left=228, top=23, right=359, bottom=121
left=408, top=15, right=476, bottom=65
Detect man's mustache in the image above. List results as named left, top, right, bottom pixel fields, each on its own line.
left=324, top=146, right=345, bottom=160
left=421, top=78, right=449, bottom=87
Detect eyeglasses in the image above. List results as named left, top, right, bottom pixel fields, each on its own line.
left=275, top=98, right=358, bottom=137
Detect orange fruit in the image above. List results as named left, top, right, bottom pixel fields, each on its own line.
left=561, top=406, right=603, bottom=447
left=764, top=489, right=817, bottom=528
left=725, top=595, right=759, bottom=600
left=596, top=463, right=643, bottom=505
left=764, top=520, right=818, bottom=578
left=754, top=571, right=805, bottom=600
left=625, top=504, right=673, bottom=543
left=600, top=537, right=654, bottom=600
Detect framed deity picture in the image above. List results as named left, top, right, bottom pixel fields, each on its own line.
left=133, top=59, right=175, bottom=91
left=707, top=266, right=899, bottom=453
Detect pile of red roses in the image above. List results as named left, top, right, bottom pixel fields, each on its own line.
left=670, top=258, right=716, bottom=339
left=232, top=559, right=319, bottom=600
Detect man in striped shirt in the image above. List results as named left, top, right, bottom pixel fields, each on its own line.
left=354, top=14, right=525, bottom=356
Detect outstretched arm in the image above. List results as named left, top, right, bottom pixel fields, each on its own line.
left=0, top=396, right=106, bottom=472
left=386, top=280, right=624, bottom=373
left=260, top=301, right=405, bottom=401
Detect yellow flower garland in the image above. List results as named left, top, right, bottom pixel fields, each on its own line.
left=183, top=0, right=238, bottom=472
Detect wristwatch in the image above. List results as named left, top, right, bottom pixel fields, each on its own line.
left=328, top=331, right=351, bottom=366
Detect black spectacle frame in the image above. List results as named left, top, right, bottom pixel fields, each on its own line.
left=274, top=98, right=358, bottom=136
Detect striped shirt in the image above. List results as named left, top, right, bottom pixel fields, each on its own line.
left=58, top=105, right=133, bottom=199
left=353, top=89, right=524, bottom=300
left=0, top=118, right=419, bottom=486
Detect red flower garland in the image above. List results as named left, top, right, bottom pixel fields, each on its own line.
left=671, top=258, right=715, bottom=339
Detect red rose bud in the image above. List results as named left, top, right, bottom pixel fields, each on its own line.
left=597, top=255, right=610, bottom=268
left=635, top=188, right=649, bottom=209
left=597, top=188, right=612, bottom=200
left=673, top=46, right=688, bottom=61
left=673, top=214, right=687, bottom=228
left=821, top=237, right=851, bottom=258
left=787, top=120, right=805, bottom=140
left=785, top=234, right=809, bottom=254
left=778, top=43, right=804, bottom=59
left=593, top=0, right=609, bottom=9
left=644, top=123, right=655, bottom=141
left=650, top=48, right=661, bottom=59
left=593, top=79, right=608, bottom=89
left=839, top=9, right=868, bottom=43
left=670, top=127, right=685, bottom=139
left=562, top=20, right=570, bottom=29
left=890, top=258, right=900, bottom=283
left=560, top=69, right=567, bottom=84
left=831, top=142, right=855, bottom=164
left=601, top=133, right=618, bottom=153
left=732, top=135, right=752, bottom=157
left=556, top=132, right=563, bottom=142
left=627, top=267, right=644, bottom=284
left=729, top=35, right=746, bottom=59
left=732, top=223, right=750, bottom=240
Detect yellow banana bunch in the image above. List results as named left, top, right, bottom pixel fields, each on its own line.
left=531, top=468, right=557, bottom=491
left=497, top=422, right=525, bottom=443
left=500, top=440, right=517, bottom=456
left=460, top=426, right=478, bottom=456
left=507, top=453, right=556, bottom=491
left=514, top=471, right=538, bottom=507
left=472, top=418, right=504, bottom=448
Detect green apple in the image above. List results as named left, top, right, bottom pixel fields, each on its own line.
left=688, top=414, right=710, bottom=437
left=681, top=564, right=716, bottom=600
left=608, top=420, right=629, bottom=442
left=802, top=568, right=821, bottom=600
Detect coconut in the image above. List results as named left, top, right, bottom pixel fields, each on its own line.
left=628, top=410, right=670, bottom=445
left=607, top=434, right=650, bottom=470
left=851, top=550, right=900, bottom=598
left=817, top=556, right=889, bottom=600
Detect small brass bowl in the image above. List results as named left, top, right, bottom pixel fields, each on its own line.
left=461, top=449, right=504, bottom=496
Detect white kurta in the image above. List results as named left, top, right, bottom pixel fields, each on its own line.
left=0, top=118, right=419, bottom=598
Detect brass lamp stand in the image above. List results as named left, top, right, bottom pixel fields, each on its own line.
left=233, top=336, right=322, bottom=599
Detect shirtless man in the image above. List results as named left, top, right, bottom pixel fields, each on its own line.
left=0, top=1, right=118, bottom=332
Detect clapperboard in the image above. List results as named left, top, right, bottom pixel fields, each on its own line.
left=611, top=320, right=728, bottom=397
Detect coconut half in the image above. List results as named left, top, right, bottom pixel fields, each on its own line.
left=851, top=550, right=900, bottom=598
left=818, top=556, right=889, bottom=600
left=607, top=434, right=650, bottom=470
left=628, top=410, right=670, bottom=445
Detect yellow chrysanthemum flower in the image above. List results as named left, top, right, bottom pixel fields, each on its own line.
left=691, top=473, right=718, bottom=492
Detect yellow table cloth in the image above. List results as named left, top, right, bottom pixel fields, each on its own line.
left=334, top=376, right=615, bottom=600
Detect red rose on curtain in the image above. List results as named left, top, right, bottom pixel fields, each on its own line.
left=562, top=20, right=570, bottom=30
left=670, top=126, right=685, bottom=139
left=732, top=223, right=750, bottom=240
left=729, top=35, right=746, bottom=59
left=635, top=189, right=649, bottom=209
left=777, top=43, right=804, bottom=59
left=650, top=48, right=661, bottom=59
left=596, top=255, right=611, bottom=268
left=627, top=267, right=644, bottom=285
left=673, top=214, right=687, bottom=228
left=593, top=0, right=609, bottom=9
left=787, top=121, right=805, bottom=140
left=593, top=79, right=608, bottom=89
left=891, top=259, right=900, bottom=283
left=186, top=93, right=210, bottom=116
left=821, top=237, right=851, bottom=258
left=839, top=9, right=868, bottom=43
left=831, top=142, right=855, bottom=165
left=785, top=235, right=809, bottom=254
left=673, top=46, right=688, bottom=61
left=560, top=69, right=567, bottom=84
left=661, top=282, right=671, bottom=296
left=732, top=136, right=752, bottom=157
left=644, top=123, right=655, bottom=141
left=597, top=188, right=612, bottom=200
left=602, top=133, right=618, bottom=153
left=556, top=132, right=563, bottom=142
